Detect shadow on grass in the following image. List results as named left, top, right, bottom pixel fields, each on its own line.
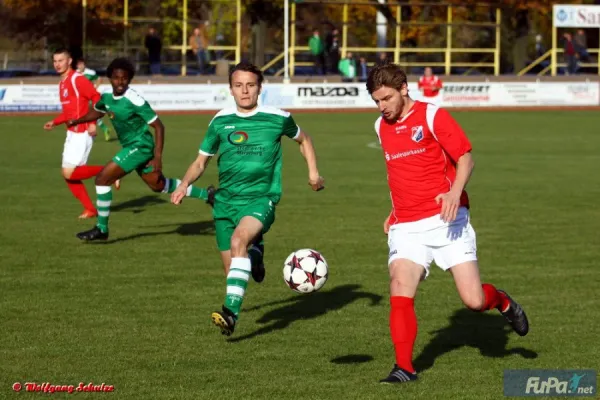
left=331, top=354, right=374, bottom=364
left=111, top=195, right=168, bottom=214
left=86, top=220, right=215, bottom=244
left=413, top=308, right=538, bottom=372
left=228, top=284, right=383, bottom=343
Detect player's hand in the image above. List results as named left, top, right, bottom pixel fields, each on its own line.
left=308, top=173, right=325, bottom=191
left=435, top=189, right=462, bottom=223
left=171, top=183, right=188, bottom=206
left=43, top=121, right=55, bottom=131
left=87, top=124, right=97, bottom=137
left=147, top=156, right=162, bottom=174
left=383, top=216, right=391, bottom=235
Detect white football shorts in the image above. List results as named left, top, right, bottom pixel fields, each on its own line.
left=423, top=94, right=442, bottom=107
left=387, top=207, right=477, bottom=278
left=62, top=131, right=94, bottom=168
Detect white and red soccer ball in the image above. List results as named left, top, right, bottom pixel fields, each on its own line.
left=283, top=249, right=329, bottom=293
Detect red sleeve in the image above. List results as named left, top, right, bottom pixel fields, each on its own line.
left=53, top=113, right=67, bottom=125
left=429, top=107, right=471, bottom=162
left=437, top=77, right=443, bottom=89
left=76, top=75, right=101, bottom=103
left=417, top=77, right=423, bottom=89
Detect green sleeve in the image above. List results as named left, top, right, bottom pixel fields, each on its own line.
left=134, top=101, right=158, bottom=124
left=93, top=96, right=107, bottom=113
left=282, top=114, right=300, bottom=139
left=86, top=74, right=99, bottom=82
left=199, top=120, right=220, bottom=156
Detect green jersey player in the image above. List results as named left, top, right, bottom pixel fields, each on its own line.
left=76, top=58, right=114, bottom=142
left=66, top=57, right=215, bottom=241
left=171, top=62, right=325, bottom=336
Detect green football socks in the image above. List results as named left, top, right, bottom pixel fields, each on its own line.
left=162, top=178, right=208, bottom=201
left=223, top=257, right=252, bottom=317
left=96, top=186, right=112, bottom=233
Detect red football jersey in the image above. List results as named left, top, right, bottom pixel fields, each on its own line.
left=418, top=75, right=443, bottom=97
left=52, top=69, right=101, bottom=133
left=375, top=101, right=472, bottom=224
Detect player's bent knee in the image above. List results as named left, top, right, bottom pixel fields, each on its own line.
left=229, top=234, right=249, bottom=256
left=62, top=168, right=75, bottom=180
left=95, top=173, right=114, bottom=186
left=388, top=259, right=424, bottom=297
left=461, top=291, right=486, bottom=311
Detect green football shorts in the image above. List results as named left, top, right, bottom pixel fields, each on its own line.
left=112, top=145, right=154, bottom=175
left=213, top=197, right=276, bottom=251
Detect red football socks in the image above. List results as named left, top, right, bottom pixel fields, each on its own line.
left=65, top=179, right=95, bottom=211
left=390, top=296, right=417, bottom=374
left=481, top=283, right=511, bottom=312
left=69, top=165, right=103, bottom=181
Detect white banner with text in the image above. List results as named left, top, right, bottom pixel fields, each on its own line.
left=0, top=81, right=598, bottom=112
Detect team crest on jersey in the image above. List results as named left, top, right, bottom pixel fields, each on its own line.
left=411, top=126, right=424, bottom=142
left=62, top=88, right=68, bottom=98
left=227, top=131, right=249, bottom=145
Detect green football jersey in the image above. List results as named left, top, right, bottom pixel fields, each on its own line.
left=94, top=89, right=157, bottom=148
left=82, top=68, right=98, bottom=82
left=199, top=106, right=301, bottom=204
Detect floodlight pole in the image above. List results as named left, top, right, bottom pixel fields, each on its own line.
left=124, top=0, right=129, bottom=56
left=284, top=0, right=290, bottom=83
left=82, top=0, right=87, bottom=57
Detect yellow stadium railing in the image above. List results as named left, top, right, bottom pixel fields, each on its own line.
left=281, top=1, right=501, bottom=77
left=517, top=50, right=551, bottom=76
left=84, top=0, right=242, bottom=76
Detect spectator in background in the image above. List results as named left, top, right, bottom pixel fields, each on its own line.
left=338, top=51, right=356, bottom=82
left=376, top=52, right=390, bottom=66
left=534, top=34, right=550, bottom=70
left=308, top=29, right=325, bottom=75
left=145, top=27, right=162, bottom=75
left=358, top=57, right=368, bottom=82
left=563, top=32, right=578, bottom=75
left=326, top=28, right=340, bottom=74
left=535, top=35, right=546, bottom=58
left=215, top=32, right=225, bottom=61
left=418, top=67, right=443, bottom=106
left=575, top=29, right=589, bottom=62
left=190, top=24, right=209, bottom=75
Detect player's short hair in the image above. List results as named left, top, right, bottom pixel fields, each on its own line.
left=228, top=62, right=264, bottom=87
left=366, top=63, right=407, bottom=94
left=106, top=57, right=135, bottom=80
left=53, top=48, right=71, bottom=58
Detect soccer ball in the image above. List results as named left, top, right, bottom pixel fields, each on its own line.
left=283, top=249, right=329, bottom=293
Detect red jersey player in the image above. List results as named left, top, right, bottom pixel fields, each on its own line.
left=366, top=64, right=529, bottom=384
left=43, top=48, right=113, bottom=219
left=417, top=67, right=443, bottom=106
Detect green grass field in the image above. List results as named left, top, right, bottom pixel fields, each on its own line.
left=1, top=110, right=599, bottom=399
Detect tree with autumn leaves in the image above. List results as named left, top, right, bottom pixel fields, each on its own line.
left=0, top=0, right=593, bottom=73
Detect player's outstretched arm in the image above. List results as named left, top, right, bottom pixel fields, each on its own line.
left=44, top=112, right=68, bottom=130
left=294, top=131, right=324, bottom=191
left=171, top=153, right=211, bottom=205
left=66, top=109, right=105, bottom=127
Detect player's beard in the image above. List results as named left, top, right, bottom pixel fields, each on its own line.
left=383, top=105, right=402, bottom=122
